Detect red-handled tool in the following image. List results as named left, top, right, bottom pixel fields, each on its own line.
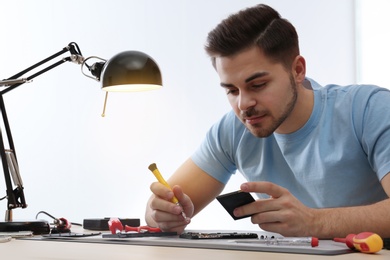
left=107, top=217, right=162, bottom=234
left=334, top=232, right=383, bottom=253
left=108, top=218, right=123, bottom=234
left=124, top=225, right=161, bottom=233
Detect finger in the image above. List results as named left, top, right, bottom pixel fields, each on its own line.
left=150, top=182, right=175, bottom=201
left=250, top=208, right=283, bottom=224
left=171, top=185, right=191, bottom=207
left=257, top=220, right=302, bottom=237
left=240, top=181, right=287, bottom=198
left=157, top=217, right=191, bottom=232
left=172, top=185, right=194, bottom=221
left=149, top=194, right=183, bottom=215
left=233, top=198, right=277, bottom=219
left=149, top=207, right=190, bottom=232
left=150, top=207, right=188, bottom=223
left=257, top=222, right=287, bottom=236
left=172, top=185, right=184, bottom=200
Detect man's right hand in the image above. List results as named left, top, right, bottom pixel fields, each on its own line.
left=146, top=182, right=193, bottom=233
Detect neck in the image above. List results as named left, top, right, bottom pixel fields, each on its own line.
left=275, top=83, right=314, bottom=134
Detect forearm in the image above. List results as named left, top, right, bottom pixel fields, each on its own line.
left=313, top=198, right=390, bottom=239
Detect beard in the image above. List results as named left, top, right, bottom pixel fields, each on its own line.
left=241, top=76, right=298, bottom=138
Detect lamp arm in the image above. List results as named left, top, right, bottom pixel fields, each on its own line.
left=0, top=42, right=83, bottom=95
left=0, top=95, right=26, bottom=214
left=0, top=42, right=84, bottom=219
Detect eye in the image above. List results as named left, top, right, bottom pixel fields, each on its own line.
left=226, top=88, right=239, bottom=95
left=251, top=82, right=266, bottom=89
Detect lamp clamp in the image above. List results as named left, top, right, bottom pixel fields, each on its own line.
left=81, top=56, right=107, bottom=81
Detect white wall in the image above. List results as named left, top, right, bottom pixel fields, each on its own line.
left=0, top=0, right=355, bottom=230
left=356, top=0, right=390, bottom=88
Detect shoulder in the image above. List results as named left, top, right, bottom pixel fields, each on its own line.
left=306, top=77, right=388, bottom=93
left=329, top=84, right=390, bottom=111
left=209, top=110, right=246, bottom=137
left=309, top=78, right=390, bottom=105
left=204, top=110, right=263, bottom=156
left=316, top=79, right=388, bottom=96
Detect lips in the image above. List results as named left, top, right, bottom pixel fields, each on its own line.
left=244, top=114, right=267, bottom=125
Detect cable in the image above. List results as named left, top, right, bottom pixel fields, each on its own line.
left=35, top=210, right=82, bottom=226
left=35, top=210, right=56, bottom=220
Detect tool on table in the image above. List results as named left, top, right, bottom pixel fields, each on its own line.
left=51, top=217, right=72, bottom=233
left=0, top=236, right=12, bottom=243
left=334, top=232, right=383, bottom=253
left=124, top=225, right=162, bottom=233
left=42, top=232, right=101, bottom=238
left=231, top=236, right=319, bottom=247
left=104, top=217, right=177, bottom=238
left=0, top=231, right=33, bottom=238
left=180, top=232, right=258, bottom=240
left=108, top=218, right=125, bottom=234
left=148, top=163, right=188, bottom=221
left=108, top=217, right=162, bottom=234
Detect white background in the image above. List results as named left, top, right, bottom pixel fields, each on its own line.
left=0, top=0, right=358, bottom=230
left=356, top=0, right=390, bottom=88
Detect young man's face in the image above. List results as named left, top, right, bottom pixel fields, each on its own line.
left=215, top=46, right=298, bottom=137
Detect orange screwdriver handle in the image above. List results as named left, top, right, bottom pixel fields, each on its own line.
left=334, top=233, right=356, bottom=249
left=352, top=232, right=383, bottom=253
left=334, top=232, right=383, bottom=254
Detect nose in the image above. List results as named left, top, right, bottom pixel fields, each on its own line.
left=238, top=91, right=256, bottom=112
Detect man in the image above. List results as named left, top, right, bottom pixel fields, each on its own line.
left=145, top=4, right=390, bottom=239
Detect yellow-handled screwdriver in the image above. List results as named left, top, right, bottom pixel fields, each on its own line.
left=148, top=163, right=188, bottom=221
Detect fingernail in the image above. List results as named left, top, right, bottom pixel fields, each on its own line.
left=241, top=183, right=249, bottom=191
left=174, top=205, right=182, bottom=214
left=167, top=191, right=174, bottom=200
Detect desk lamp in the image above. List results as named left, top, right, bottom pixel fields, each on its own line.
left=0, top=42, right=162, bottom=234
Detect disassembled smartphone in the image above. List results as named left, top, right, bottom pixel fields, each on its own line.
left=42, top=232, right=101, bottom=238
left=216, top=190, right=256, bottom=220
left=179, top=232, right=258, bottom=239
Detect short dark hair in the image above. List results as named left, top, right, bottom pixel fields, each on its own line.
left=205, top=4, right=299, bottom=69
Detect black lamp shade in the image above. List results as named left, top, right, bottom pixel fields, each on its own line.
left=101, top=51, right=162, bottom=92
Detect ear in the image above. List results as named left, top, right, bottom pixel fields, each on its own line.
left=292, top=55, right=306, bottom=83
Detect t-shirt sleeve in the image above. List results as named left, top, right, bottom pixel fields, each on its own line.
left=191, top=111, right=237, bottom=184
left=356, top=87, right=390, bottom=181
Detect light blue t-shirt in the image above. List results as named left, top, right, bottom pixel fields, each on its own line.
left=191, top=78, right=390, bottom=208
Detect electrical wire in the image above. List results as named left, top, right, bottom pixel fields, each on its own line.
left=35, top=210, right=82, bottom=226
